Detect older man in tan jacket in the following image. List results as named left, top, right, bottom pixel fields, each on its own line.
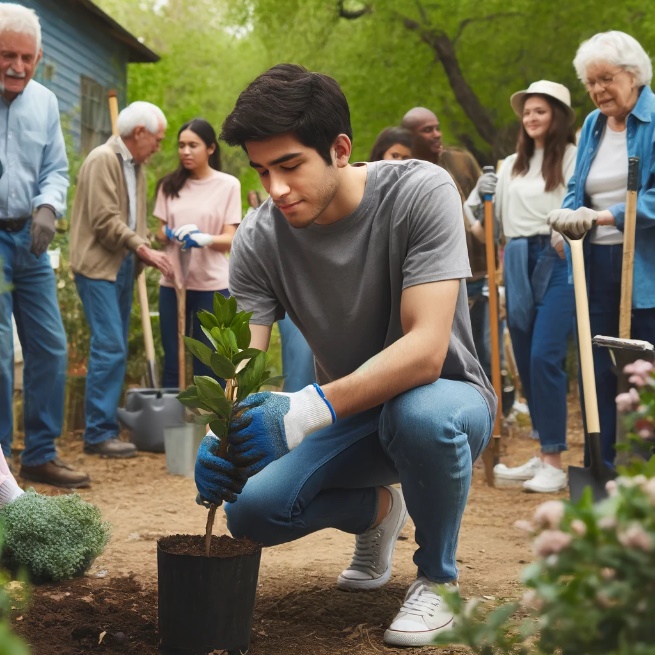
left=70, top=101, right=173, bottom=458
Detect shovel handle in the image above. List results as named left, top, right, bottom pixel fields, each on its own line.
left=619, top=157, right=639, bottom=339
left=569, top=238, right=600, bottom=434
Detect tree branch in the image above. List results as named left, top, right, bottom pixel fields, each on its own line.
left=401, top=14, right=497, bottom=145
left=453, top=12, right=521, bottom=45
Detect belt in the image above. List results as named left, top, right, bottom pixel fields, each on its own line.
left=0, top=217, right=29, bottom=232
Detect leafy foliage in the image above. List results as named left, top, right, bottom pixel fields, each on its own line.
left=0, top=491, right=110, bottom=583
left=0, top=527, right=29, bottom=655
left=177, top=292, right=282, bottom=442
left=436, top=362, right=655, bottom=654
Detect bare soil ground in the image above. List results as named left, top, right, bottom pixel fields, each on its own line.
left=9, top=399, right=584, bottom=655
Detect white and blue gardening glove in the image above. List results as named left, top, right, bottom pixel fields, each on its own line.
left=195, top=433, right=248, bottom=506
left=172, top=224, right=213, bottom=250
left=227, top=383, right=336, bottom=476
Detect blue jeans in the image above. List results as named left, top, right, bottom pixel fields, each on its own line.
left=586, top=243, right=655, bottom=466
left=0, top=221, right=67, bottom=466
left=225, top=379, right=492, bottom=583
left=75, top=255, right=134, bottom=445
left=159, top=286, right=229, bottom=389
left=278, top=317, right=316, bottom=392
left=508, top=239, right=574, bottom=453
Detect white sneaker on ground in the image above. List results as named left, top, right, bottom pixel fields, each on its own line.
left=337, top=485, right=408, bottom=591
left=523, top=463, right=567, bottom=493
left=384, top=577, right=456, bottom=647
left=494, top=456, right=542, bottom=483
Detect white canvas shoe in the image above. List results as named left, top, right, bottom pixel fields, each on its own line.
left=384, top=577, right=456, bottom=647
left=523, top=463, right=567, bottom=493
left=337, top=485, right=408, bottom=591
left=494, top=456, right=543, bottom=483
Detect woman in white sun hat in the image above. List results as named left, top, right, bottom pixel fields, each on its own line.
left=465, top=80, right=577, bottom=493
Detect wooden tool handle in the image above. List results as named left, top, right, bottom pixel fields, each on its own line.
left=569, top=239, right=600, bottom=433
left=137, top=274, right=157, bottom=374
left=108, top=90, right=119, bottom=137
left=619, top=156, right=639, bottom=339
left=176, top=287, right=186, bottom=391
left=483, top=168, right=502, bottom=438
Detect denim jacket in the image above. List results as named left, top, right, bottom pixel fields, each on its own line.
left=562, top=85, right=655, bottom=309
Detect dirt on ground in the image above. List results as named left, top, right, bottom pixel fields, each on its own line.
left=8, top=398, right=584, bottom=655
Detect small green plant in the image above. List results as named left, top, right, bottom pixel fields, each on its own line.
left=0, top=490, right=110, bottom=583
left=176, top=293, right=282, bottom=549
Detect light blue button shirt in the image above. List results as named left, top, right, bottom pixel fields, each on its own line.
left=0, top=80, right=69, bottom=219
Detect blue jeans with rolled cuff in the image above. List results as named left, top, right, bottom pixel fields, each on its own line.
left=75, top=254, right=135, bottom=446
left=0, top=220, right=67, bottom=466
left=507, top=237, right=574, bottom=454
left=224, top=378, right=492, bottom=583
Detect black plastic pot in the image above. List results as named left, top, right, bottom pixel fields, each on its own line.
left=158, top=535, right=262, bottom=655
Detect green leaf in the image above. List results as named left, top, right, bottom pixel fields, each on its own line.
left=183, top=337, right=214, bottom=367
left=210, top=352, right=237, bottom=380
left=260, top=375, right=285, bottom=389
left=213, top=292, right=228, bottom=325
left=209, top=418, right=228, bottom=439
left=226, top=295, right=238, bottom=324
left=232, top=347, right=262, bottom=365
left=233, top=319, right=252, bottom=350
left=201, top=326, right=221, bottom=352
left=195, top=376, right=230, bottom=416
left=225, top=328, right=239, bottom=354
left=193, top=413, right=214, bottom=425
left=197, top=310, right=219, bottom=332
left=177, top=386, right=209, bottom=410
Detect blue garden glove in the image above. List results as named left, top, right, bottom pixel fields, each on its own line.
left=195, top=433, right=248, bottom=506
left=171, top=224, right=213, bottom=250
left=228, top=383, right=336, bottom=476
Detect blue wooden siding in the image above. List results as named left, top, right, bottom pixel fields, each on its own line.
left=1, top=0, right=129, bottom=147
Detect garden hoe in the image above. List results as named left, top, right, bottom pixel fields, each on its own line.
left=591, top=157, right=654, bottom=466
left=568, top=231, right=616, bottom=503
left=480, top=166, right=502, bottom=486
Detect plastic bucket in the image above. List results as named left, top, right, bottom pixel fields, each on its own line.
left=164, top=424, right=204, bottom=477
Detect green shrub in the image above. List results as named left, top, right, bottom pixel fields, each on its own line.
left=0, top=490, right=110, bottom=583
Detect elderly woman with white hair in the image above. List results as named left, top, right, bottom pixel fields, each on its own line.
left=548, top=31, right=655, bottom=467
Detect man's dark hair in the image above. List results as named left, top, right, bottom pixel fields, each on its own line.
left=221, top=64, right=352, bottom=165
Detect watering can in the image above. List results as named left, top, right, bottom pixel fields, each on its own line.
left=117, top=388, right=185, bottom=453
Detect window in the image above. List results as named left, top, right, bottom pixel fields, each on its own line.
left=80, top=76, right=112, bottom=154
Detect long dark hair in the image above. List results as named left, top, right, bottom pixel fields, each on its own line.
left=158, top=118, right=221, bottom=199
left=512, top=94, right=576, bottom=192
left=368, top=127, right=413, bottom=161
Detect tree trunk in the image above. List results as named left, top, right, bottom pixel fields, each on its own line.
left=401, top=16, right=497, bottom=147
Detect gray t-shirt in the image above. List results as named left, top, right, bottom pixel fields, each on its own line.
left=230, top=159, right=496, bottom=417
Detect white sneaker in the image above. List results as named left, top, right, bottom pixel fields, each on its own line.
left=494, top=456, right=542, bottom=482
left=523, top=463, right=567, bottom=493
left=384, top=577, right=456, bottom=646
left=337, top=485, right=408, bottom=591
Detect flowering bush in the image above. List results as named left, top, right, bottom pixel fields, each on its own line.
left=436, top=360, right=655, bottom=655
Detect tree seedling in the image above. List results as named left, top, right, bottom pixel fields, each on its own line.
left=176, top=293, right=282, bottom=554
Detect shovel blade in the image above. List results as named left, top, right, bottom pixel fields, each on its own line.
left=569, top=464, right=616, bottom=504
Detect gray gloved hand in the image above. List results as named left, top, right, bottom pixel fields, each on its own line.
left=547, top=207, right=598, bottom=239
left=477, top=172, right=498, bottom=201
left=30, top=205, right=56, bottom=257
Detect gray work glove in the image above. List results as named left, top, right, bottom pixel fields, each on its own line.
left=476, top=172, right=498, bottom=201
left=30, top=205, right=56, bottom=257
left=547, top=207, right=598, bottom=239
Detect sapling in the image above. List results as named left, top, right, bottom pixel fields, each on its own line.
left=177, top=293, right=282, bottom=554
left=0, top=490, right=110, bottom=582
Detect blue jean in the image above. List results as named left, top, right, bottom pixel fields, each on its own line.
left=225, top=379, right=492, bottom=583
left=159, top=286, right=229, bottom=389
left=586, top=243, right=655, bottom=466
left=508, top=239, right=574, bottom=453
left=278, top=317, right=316, bottom=392
left=0, top=221, right=67, bottom=466
left=75, top=255, right=134, bottom=445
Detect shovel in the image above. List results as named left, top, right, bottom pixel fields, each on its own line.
left=568, top=234, right=617, bottom=503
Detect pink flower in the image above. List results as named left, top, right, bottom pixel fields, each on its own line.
left=617, top=523, right=652, bottom=551
left=570, top=519, right=587, bottom=536
left=533, top=500, right=565, bottom=529
left=615, top=388, right=641, bottom=413
left=533, top=529, right=572, bottom=557
left=623, top=360, right=654, bottom=388
left=522, top=589, right=543, bottom=611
